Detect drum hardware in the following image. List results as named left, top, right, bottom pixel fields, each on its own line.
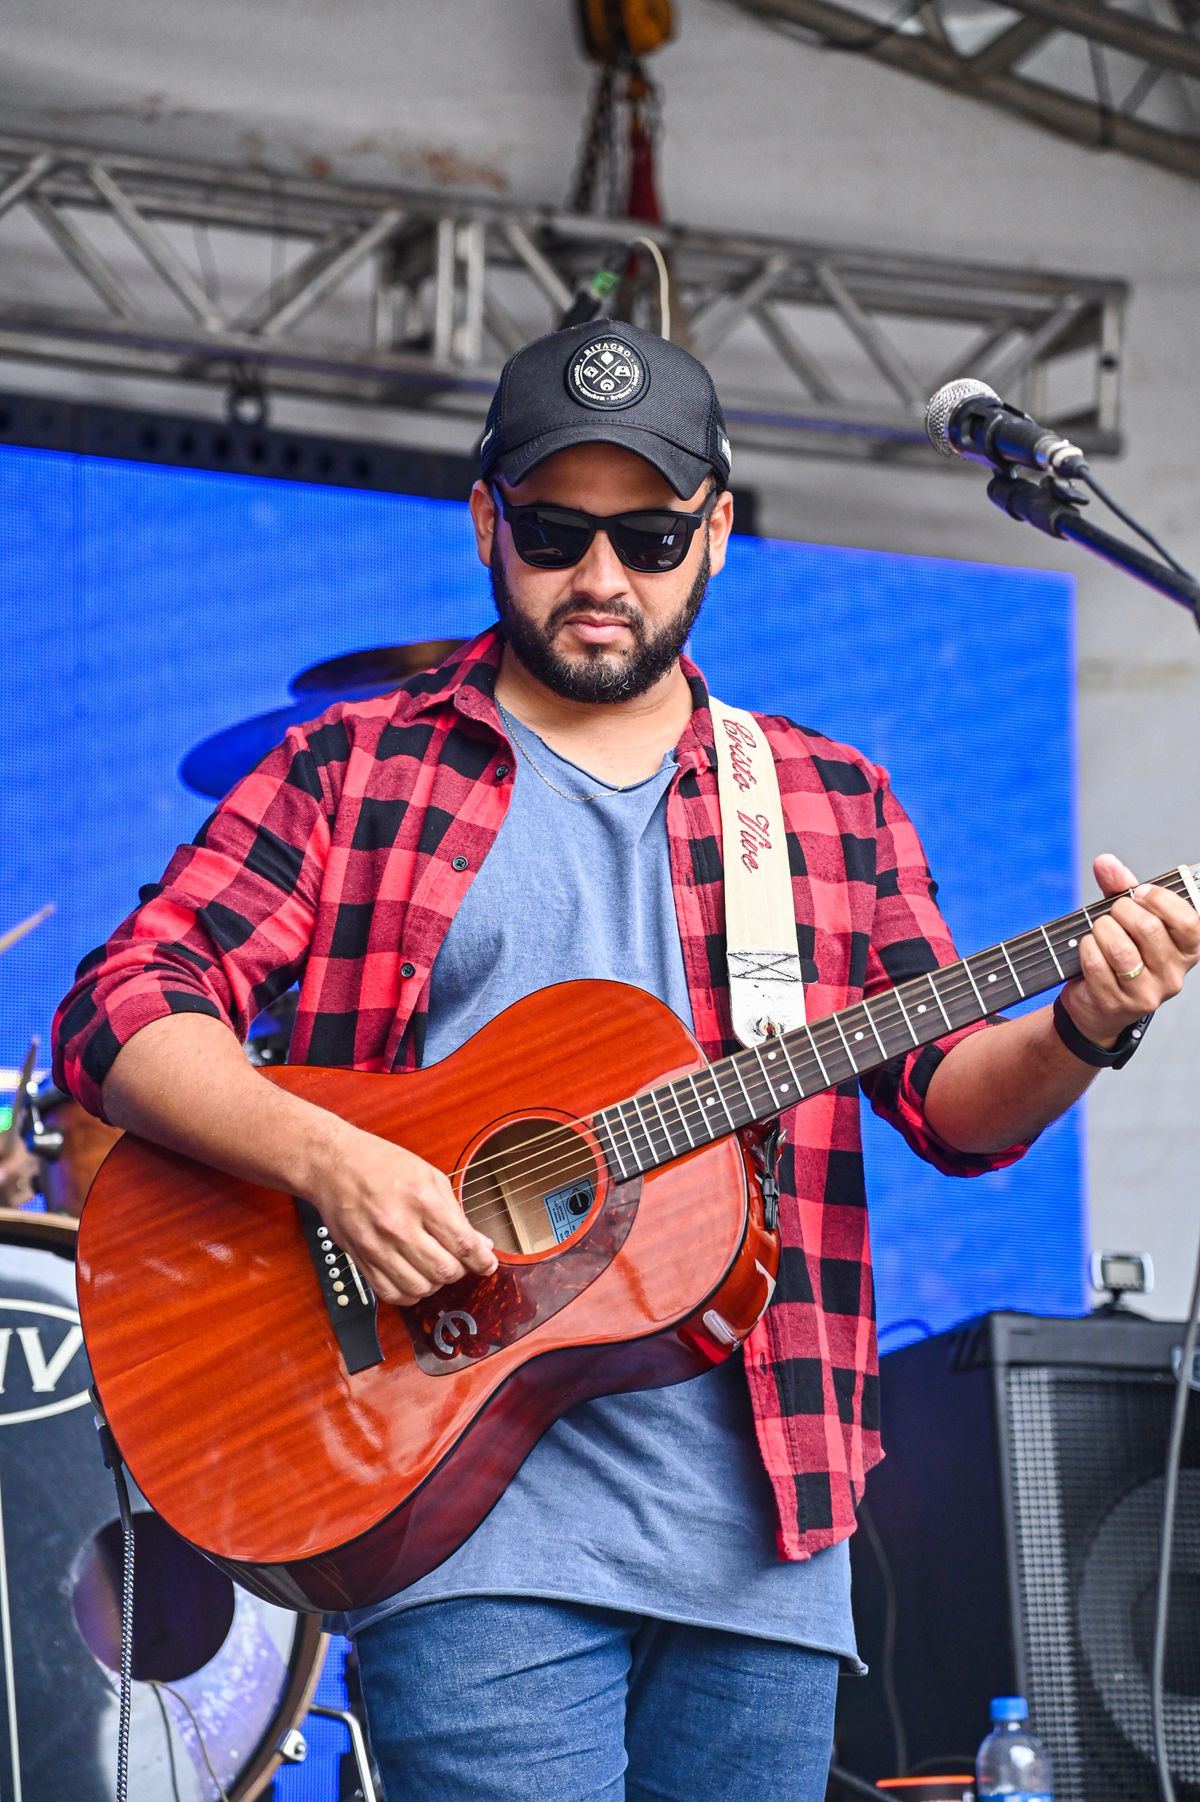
left=277, top=1703, right=382, bottom=1802
left=245, top=984, right=300, bottom=1069
left=0, top=1044, right=43, bottom=1210
left=2, top=1043, right=36, bottom=1150
left=24, top=1108, right=64, bottom=1162
left=17, top=1080, right=120, bottom=1218
left=21, top=1066, right=65, bottom=1165
left=19, top=997, right=296, bottom=1211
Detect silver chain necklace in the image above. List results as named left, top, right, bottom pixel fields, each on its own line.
left=495, top=699, right=641, bottom=804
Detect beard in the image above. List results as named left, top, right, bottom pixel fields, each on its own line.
left=489, top=534, right=711, bottom=704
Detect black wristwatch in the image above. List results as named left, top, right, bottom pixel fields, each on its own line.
left=1052, top=991, right=1152, bottom=1070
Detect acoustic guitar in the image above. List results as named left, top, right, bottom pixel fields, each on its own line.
left=76, top=864, right=1200, bottom=1613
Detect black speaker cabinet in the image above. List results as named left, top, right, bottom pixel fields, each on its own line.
left=836, top=1311, right=1200, bottom=1801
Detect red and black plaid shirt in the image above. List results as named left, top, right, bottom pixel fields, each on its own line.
left=54, top=627, right=1025, bottom=1560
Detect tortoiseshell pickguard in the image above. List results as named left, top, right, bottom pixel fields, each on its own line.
left=405, top=1170, right=640, bottom=1374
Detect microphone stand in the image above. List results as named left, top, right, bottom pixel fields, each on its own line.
left=987, top=456, right=1198, bottom=1802
left=986, top=470, right=1200, bottom=630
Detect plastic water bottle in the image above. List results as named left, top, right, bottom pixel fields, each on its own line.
left=976, top=1696, right=1054, bottom=1801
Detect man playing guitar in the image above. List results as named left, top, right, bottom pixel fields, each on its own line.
left=54, top=322, right=1200, bottom=1801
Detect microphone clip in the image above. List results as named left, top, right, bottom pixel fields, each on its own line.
left=985, top=468, right=1088, bottom=539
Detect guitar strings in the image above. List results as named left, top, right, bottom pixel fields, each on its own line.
left=407, top=938, right=1183, bottom=1246
left=426, top=877, right=1174, bottom=1212
left=406, top=875, right=1185, bottom=1230
left=447, top=926, right=1132, bottom=1227
left=307, top=877, right=1178, bottom=1249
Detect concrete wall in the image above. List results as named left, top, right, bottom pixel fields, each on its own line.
left=3, top=0, right=1198, bottom=1312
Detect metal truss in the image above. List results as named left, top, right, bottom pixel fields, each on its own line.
left=0, top=131, right=1127, bottom=464
left=724, top=0, right=1200, bottom=182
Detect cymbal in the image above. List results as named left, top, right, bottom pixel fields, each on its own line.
left=180, top=640, right=467, bottom=800
left=290, top=641, right=467, bottom=698
left=181, top=702, right=329, bottom=800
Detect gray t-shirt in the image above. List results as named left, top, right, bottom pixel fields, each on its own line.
left=337, top=714, right=859, bottom=1667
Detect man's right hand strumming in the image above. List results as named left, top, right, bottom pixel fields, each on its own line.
left=306, top=1127, right=497, bottom=1306
left=101, top=1013, right=497, bottom=1308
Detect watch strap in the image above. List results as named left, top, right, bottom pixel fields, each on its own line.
left=1052, top=991, right=1151, bottom=1070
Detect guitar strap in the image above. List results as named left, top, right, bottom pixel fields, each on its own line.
left=709, top=697, right=807, bottom=1048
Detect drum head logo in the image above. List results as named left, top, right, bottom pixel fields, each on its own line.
left=567, top=339, right=646, bottom=410
left=0, top=1299, right=89, bottom=1425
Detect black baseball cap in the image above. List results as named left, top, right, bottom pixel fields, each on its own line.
left=479, top=320, right=732, bottom=498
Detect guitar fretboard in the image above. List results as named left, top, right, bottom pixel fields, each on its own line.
left=593, top=863, right=1200, bottom=1183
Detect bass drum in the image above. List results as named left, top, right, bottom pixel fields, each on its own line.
left=0, top=1208, right=327, bottom=1802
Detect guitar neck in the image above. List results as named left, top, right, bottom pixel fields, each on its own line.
left=594, top=863, right=1200, bottom=1183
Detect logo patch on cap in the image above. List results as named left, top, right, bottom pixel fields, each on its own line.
left=567, top=338, right=646, bottom=410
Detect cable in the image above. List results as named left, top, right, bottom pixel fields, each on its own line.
left=1075, top=465, right=1197, bottom=582
left=117, top=1500, right=134, bottom=1802
left=152, top=1681, right=232, bottom=1802
left=150, top=1683, right=184, bottom=1802
left=628, top=233, right=671, bottom=339
left=1150, top=1225, right=1200, bottom=1802
left=827, top=1762, right=887, bottom=1798
left=557, top=238, right=669, bottom=337
left=91, top=1400, right=140, bottom=1802
left=878, top=1317, right=933, bottom=1342
left=857, top=1499, right=907, bottom=1777
left=94, top=1420, right=136, bottom=1802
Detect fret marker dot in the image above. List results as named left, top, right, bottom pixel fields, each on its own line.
left=1068, top=938, right=1078, bottom=948
left=854, top=1031, right=864, bottom=1041
left=917, top=1003, right=927, bottom=1014
left=781, top=1082, right=791, bottom=1092
left=987, top=973, right=997, bottom=983
left=707, top=1097, right=716, bottom=1107
left=766, top=1050, right=777, bottom=1061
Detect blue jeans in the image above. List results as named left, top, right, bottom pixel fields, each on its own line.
left=354, top=1597, right=838, bottom=1801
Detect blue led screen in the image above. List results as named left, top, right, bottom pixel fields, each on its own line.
left=1, top=444, right=1079, bottom=1797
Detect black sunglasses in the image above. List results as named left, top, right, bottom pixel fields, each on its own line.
left=492, top=486, right=716, bottom=574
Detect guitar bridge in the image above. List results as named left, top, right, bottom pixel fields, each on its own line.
left=295, top=1198, right=384, bottom=1375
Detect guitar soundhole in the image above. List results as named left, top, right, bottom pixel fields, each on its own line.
left=460, top=1117, right=600, bottom=1258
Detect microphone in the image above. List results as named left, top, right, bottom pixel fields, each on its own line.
left=925, top=378, right=1086, bottom=477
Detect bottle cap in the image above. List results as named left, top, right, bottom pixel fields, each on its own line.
left=990, top=1696, right=1028, bottom=1723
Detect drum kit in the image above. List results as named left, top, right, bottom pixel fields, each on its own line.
left=0, top=640, right=462, bottom=1801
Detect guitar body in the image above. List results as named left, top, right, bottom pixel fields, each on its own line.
left=77, top=981, right=779, bottom=1613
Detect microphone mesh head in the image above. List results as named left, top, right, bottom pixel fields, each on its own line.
left=925, top=378, right=1000, bottom=456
